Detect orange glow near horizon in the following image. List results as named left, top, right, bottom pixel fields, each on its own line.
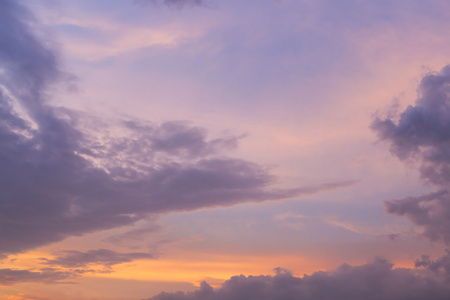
left=5, top=249, right=418, bottom=287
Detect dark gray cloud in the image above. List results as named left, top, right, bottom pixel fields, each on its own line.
left=372, top=65, right=450, bottom=243
left=0, top=0, right=353, bottom=256
left=41, top=249, right=154, bottom=268
left=145, top=258, right=450, bottom=300
left=0, top=268, right=74, bottom=286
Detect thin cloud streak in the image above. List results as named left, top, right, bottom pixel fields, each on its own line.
left=0, top=268, right=75, bottom=286
left=135, top=0, right=206, bottom=9
left=40, top=249, right=155, bottom=268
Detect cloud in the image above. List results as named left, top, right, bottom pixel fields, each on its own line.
left=145, top=258, right=450, bottom=300
left=103, top=218, right=162, bottom=246
left=40, top=249, right=155, bottom=268
left=415, top=250, right=450, bottom=280
left=371, top=65, right=450, bottom=186
left=372, top=65, right=450, bottom=243
left=0, top=268, right=74, bottom=286
left=4, top=295, right=51, bottom=300
left=0, top=0, right=353, bottom=257
left=135, top=0, right=206, bottom=9
left=384, top=190, right=450, bottom=243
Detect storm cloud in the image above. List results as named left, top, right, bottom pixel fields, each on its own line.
left=145, top=258, right=450, bottom=300
left=0, top=0, right=353, bottom=256
left=372, top=65, right=450, bottom=243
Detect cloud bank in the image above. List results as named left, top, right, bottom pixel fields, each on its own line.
left=145, top=259, right=450, bottom=300
left=372, top=65, right=450, bottom=243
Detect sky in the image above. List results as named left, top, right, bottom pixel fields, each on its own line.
left=1, top=0, right=450, bottom=299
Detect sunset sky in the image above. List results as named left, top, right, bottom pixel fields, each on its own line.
left=2, top=0, right=450, bottom=299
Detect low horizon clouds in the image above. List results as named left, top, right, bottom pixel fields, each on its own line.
left=146, top=258, right=450, bottom=300
left=0, top=248, right=157, bottom=286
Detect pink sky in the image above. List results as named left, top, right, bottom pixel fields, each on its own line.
left=1, top=0, right=450, bottom=299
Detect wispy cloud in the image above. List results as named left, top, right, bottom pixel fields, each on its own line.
left=323, top=216, right=364, bottom=234
left=0, top=268, right=75, bottom=286
left=273, top=212, right=305, bottom=231
left=40, top=249, right=155, bottom=269
left=135, top=0, right=207, bottom=9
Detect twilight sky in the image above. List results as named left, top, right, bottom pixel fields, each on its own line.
left=1, top=0, right=450, bottom=299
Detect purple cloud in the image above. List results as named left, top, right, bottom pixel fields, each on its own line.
left=0, top=268, right=74, bottom=286
left=384, top=190, right=450, bottom=243
left=0, top=0, right=354, bottom=257
left=145, top=258, right=450, bottom=300
left=416, top=250, right=450, bottom=280
left=135, top=0, right=206, bottom=9
left=372, top=65, right=450, bottom=243
left=372, top=65, right=450, bottom=186
left=40, top=249, right=155, bottom=268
